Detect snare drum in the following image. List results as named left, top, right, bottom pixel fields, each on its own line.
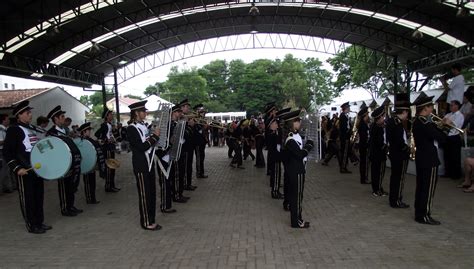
left=73, top=138, right=97, bottom=174
left=30, top=137, right=72, bottom=180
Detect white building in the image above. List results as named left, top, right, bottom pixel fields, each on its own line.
left=0, top=86, right=90, bottom=126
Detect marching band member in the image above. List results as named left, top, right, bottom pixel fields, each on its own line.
left=242, top=120, right=255, bottom=161
left=282, top=110, right=314, bottom=228
left=47, top=105, right=83, bottom=217
left=252, top=120, right=266, bottom=168
left=357, top=107, right=370, bottom=184
left=95, top=108, right=120, bottom=192
left=179, top=99, right=197, bottom=191
left=339, top=102, right=352, bottom=174
left=77, top=122, right=105, bottom=204
left=413, top=95, right=447, bottom=225
left=170, top=105, right=188, bottom=203
left=369, top=106, right=388, bottom=197
left=386, top=94, right=411, bottom=208
left=264, top=102, right=278, bottom=176
left=267, top=116, right=283, bottom=198
left=126, top=100, right=162, bottom=230
left=3, top=101, right=51, bottom=234
left=229, top=121, right=244, bottom=169
left=193, top=104, right=208, bottom=178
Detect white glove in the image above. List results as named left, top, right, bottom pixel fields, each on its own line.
left=161, top=154, right=170, bottom=163
left=180, top=138, right=185, bottom=144
left=277, top=144, right=281, bottom=152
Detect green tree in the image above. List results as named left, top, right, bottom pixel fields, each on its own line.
left=163, top=66, right=209, bottom=105
left=328, top=45, right=398, bottom=99
left=305, top=57, right=339, bottom=106
left=144, top=82, right=167, bottom=96
left=124, top=94, right=142, bottom=100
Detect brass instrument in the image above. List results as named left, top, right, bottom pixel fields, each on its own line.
left=430, top=113, right=465, bottom=134
left=105, top=158, right=121, bottom=169
left=350, top=116, right=359, bottom=144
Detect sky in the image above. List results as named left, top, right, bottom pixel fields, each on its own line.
left=1, top=48, right=373, bottom=108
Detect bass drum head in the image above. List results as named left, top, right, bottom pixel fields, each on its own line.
left=73, top=138, right=97, bottom=174
left=30, top=137, right=72, bottom=180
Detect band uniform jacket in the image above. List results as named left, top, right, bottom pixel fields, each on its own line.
left=358, top=121, right=369, bottom=148
left=182, top=124, right=195, bottom=152
left=95, top=122, right=115, bottom=150
left=369, top=123, right=387, bottom=161
left=339, top=113, right=350, bottom=141
left=193, top=124, right=207, bottom=146
left=3, top=123, right=40, bottom=173
left=267, top=130, right=283, bottom=162
left=127, top=122, right=159, bottom=173
left=386, top=116, right=409, bottom=161
left=284, top=132, right=309, bottom=174
left=413, top=116, right=447, bottom=167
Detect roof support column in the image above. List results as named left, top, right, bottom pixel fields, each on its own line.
left=113, top=67, right=120, bottom=124
left=101, top=75, right=107, bottom=113
left=393, top=55, right=398, bottom=94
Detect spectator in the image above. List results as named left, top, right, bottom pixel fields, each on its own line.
left=459, top=157, right=474, bottom=193
left=36, top=116, right=49, bottom=139
left=441, top=63, right=465, bottom=105
left=0, top=114, right=14, bottom=193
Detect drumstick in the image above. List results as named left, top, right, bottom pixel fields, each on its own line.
left=25, top=163, right=42, bottom=172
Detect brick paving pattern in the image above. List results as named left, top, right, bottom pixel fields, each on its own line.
left=0, top=147, right=473, bottom=268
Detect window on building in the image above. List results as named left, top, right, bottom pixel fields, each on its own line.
left=11, top=84, right=15, bottom=90
left=4, top=83, right=8, bottom=89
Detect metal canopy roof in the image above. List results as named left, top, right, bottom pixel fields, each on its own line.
left=0, top=0, right=473, bottom=87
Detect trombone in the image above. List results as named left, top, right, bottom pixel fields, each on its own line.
left=430, top=113, right=465, bottom=134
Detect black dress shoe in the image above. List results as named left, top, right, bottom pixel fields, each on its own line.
left=87, top=200, right=101, bottom=204
left=393, top=202, right=409, bottom=209
left=321, top=162, right=328, bottom=166
left=197, top=174, right=208, bottom=178
left=340, top=169, right=352, bottom=174
left=61, top=211, right=77, bottom=217
left=360, top=180, right=371, bottom=184
left=184, top=186, right=195, bottom=191
left=292, top=221, right=310, bottom=228
left=428, top=216, right=441, bottom=225
left=111, top=187, right=121, bottom=191
left=283, top=203, right=290, bottom=211
left=3, top=189, right=13, bottom=194
left=173, top=197, right=187, bottom=203
left=144, top=224, right=162, bottom=231
left=41, top=224, right=53, bottom=230
left=161, top=209, right=177, bottom=213
left=70, top=207, right=83, bottom=214
left=29, top=227, right=46, bottom=234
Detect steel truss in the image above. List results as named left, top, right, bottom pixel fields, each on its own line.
left=106, top=33, right=395, bottom=85
left=407, top=44, right=474, bottom=74
left=0, top=53, right=103, bottom=87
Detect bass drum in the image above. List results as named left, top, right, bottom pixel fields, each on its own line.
left=30, top=137, right=72, bottom=180
left=73, top=138, right=97, bottom=174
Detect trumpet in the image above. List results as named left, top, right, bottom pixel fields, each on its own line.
left=430, top=113, right=465, bottom=134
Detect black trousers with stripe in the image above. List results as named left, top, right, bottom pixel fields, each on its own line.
left=370, top=159, right=386, bottom=193
left=289, top=173, right=305, bottom=227
left=134, top=170, right=156, bottom=228
left=195, top=144, right=206, bottom=176
left=270, top=161, right=282, bottom=195
left=58, top=176, right=76, bottom=214
left=340, top=139, right=350, bottom=169
left=104, top=147, right=116, bottom=191
left=16, top=173, right=44, bottom=231
left=415, top=165, right=439, bottom=220
left=184, top=150, right=194, bottom=187
left=83, top=172, right=97, bottom=203
left=359, top=145, right=369, bottom=183
left=389, top=158, right=408, bottom=207
left=158, top=161, right=173, bottom=210
left=174, top=158, right=185, bottom=198
left=282, top=166, right=290, bottom=208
